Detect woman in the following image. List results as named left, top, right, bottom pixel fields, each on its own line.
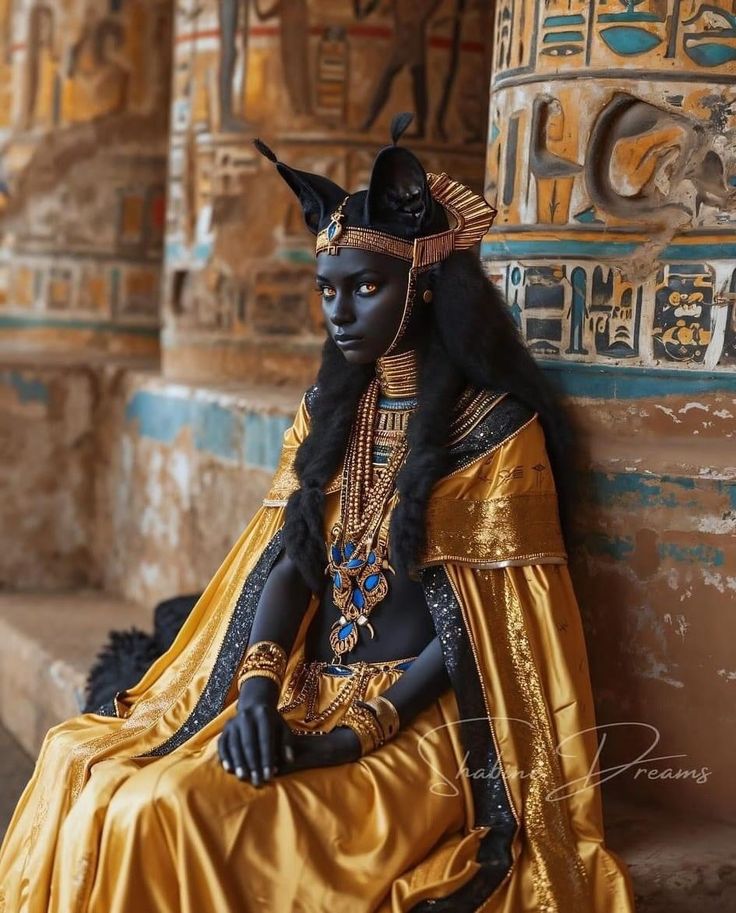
left=0, top=114, right=636, bottom=912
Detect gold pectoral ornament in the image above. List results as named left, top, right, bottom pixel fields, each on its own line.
left=325, top=373, right=412, bottom=663
left=326, top=504, right=397, bottom=660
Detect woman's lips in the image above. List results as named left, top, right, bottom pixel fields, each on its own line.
left=335, top=335, right=364, bottom=349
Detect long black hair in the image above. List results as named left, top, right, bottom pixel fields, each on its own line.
left=284, top=250, right=577, bottom=593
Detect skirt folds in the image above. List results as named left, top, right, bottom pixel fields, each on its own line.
left=5, top=655, right=481, bottom=913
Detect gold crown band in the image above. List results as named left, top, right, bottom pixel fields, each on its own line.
left=316, top=226, right=414, bottom=261
left=315, top=172, right=497, bottom=268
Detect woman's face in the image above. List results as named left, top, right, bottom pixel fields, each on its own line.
left=315, top=248, right=411, bottom=364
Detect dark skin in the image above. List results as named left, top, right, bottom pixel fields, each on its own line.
left=218, top=248, right=451, bottom=786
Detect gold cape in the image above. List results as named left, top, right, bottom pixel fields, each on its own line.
left=0, top=389, right=636, bottom=913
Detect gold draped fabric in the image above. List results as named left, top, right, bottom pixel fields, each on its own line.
left=0, top=393, right=636, bottom=912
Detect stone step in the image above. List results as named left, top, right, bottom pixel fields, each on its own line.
left=603, top=790, right=736, bottom=912
left=0, top=590, right=153, bottom=757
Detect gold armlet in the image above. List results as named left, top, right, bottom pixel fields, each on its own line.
left=342, top=702, right=385, bottom=756
left=236, top=640, right=288, bottom=691
left=356, top=695, right=401, bottom=742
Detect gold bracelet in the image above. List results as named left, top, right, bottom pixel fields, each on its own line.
left=236, top=640, right=288, bottom=691
left=342, top=702, right=385, bottom=756
left=237, top=668, right=283, bottom=690
left=357, top=695, right=401, bottom=742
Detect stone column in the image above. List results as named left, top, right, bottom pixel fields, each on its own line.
left=483, top=0, right=736, bottom=821
left=0, top=0, right=173, bottom=357
left=163, top=0, right=494, bottom=385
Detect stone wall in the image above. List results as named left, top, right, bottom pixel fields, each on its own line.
left=0, top=354, right=302, bottom=606
left=484, top=0, right=736, bottom=369
left=93, top=372, right=300, bottom=606
left=483, top=1, right=736, bottom=824
left=0, top=0, right=173, bottom=357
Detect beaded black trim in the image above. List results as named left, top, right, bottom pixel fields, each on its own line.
left=137, top=530, right=285, bottom=758
left=93, top=699, right=117, bottom=717
left=412, top=565, right=517, bottom=912
left=446, top=393, right=536, bottom=476
left=304, top=383, right=319, bottom=417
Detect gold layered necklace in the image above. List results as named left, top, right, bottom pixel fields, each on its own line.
left=326, top=349, right=419, bottom=661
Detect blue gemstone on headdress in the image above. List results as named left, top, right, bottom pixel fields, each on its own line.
left=352, top=588, right=365, bottom=609
left=344, top=542, right=356, bottom=558
left=367, top=551, right=376, bottom=564
left=334, top=571, right=342, bottom=588
left=364, top=573, right=380, bottom=592
left=331, top=544, right=342, bottom=564
left=338, top=623, right=355, bottom=641
left=327, top=221, right=340, bottom=242
left=347, top=557, right=363, bottom=569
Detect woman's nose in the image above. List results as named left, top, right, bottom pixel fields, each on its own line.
left=328, top=293, right=355, bottom=327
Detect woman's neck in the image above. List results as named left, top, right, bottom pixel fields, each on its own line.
left=375, top=349, right=419, bottom=400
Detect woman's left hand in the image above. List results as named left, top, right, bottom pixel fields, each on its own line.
left=278, top=725, right=361, bottom=774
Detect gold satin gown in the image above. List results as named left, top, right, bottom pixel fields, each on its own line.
left=0, top=390, right=637, bottom=912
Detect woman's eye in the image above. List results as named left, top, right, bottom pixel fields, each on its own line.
left=357, top=282, right=378, bottom=295
left=318, top=286, right=336, bottom=299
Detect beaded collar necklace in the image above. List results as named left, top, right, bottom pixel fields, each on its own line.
left=326, top=349, right=418, bottom=661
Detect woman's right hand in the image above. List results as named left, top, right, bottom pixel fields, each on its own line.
left=218, top=677, right=297, bottom=788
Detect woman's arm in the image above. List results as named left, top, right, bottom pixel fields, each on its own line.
left=218, top=548, right=313, bottom=786
left=374, top=635, right=449, bottom=723
left=281, top=635, right=451, bottom=776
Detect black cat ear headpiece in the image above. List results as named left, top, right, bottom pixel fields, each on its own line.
left=254, top=113, right=497, bottom=354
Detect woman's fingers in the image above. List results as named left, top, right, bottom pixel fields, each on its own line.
left=226, top=721, right=250, bottom=783
left=236, top=708, right=263, bottom=786
left=217, top=724, right=233, bottom=772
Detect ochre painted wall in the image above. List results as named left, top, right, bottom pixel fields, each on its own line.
left=483, top=1, right=736, bottom=824
left=0, top=0, right=173, bottom=356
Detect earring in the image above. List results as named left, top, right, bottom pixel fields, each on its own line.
left=422, top=289, right=433, bottom=303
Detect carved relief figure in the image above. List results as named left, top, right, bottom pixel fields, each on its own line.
left=253, top=1, right=312, bottom=117
left=63, top=8, right=130, bottom=122
left=22, top=4, right=59, bottom=129
left=355, top=0, right=443, bottom=137
left=654, top=264, right=713, bottom=363
left=218, top=0, right=251, bottom=131
left=586, top=92, right=736, bottom=227
left=529, top=95, right=582, bottom=223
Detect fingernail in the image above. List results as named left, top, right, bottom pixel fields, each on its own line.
left=285, top=746, right=294, bottom=762
left=263, top=766, right=272, bottom=780
left=235, top=766, right=245, bottom=779
left=222, top=760, right=231, bottom=771
left=251, top=770, right=261, bottom=786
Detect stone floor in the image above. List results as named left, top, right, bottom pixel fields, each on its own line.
left=1, top=723, right=734, bottom=910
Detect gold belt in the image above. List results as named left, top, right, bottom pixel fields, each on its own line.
left=277, top=656, right=416, bottom=729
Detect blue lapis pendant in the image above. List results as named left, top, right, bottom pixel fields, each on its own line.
left=326, top=531, right=392, bottom=659
left=325, top=196, right=349, bottom=254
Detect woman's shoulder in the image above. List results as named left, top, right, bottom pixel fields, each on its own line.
left=445, top=385, right=538, bottom=476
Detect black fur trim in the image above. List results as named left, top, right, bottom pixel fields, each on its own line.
left=83, top=627, right=159, bottom=713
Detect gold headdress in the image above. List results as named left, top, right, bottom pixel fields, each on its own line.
left=254, top=113, right=497, bottom=354
left=316, top=172, right=497, bottom=267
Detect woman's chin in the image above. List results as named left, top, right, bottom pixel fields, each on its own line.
left=337, top=347, right=375, bottom=365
